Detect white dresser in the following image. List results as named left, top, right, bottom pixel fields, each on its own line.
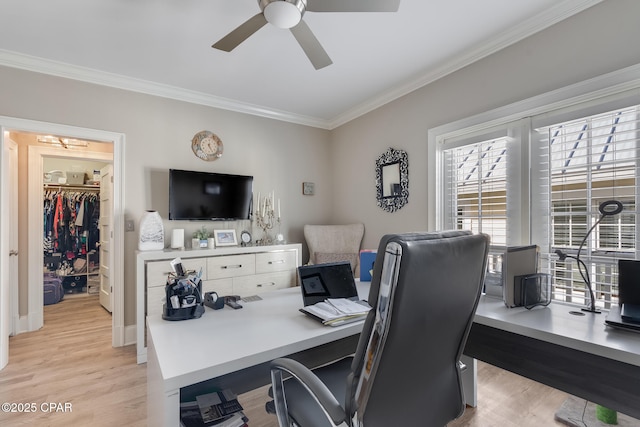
left=136, top=243, right=302, bottom=363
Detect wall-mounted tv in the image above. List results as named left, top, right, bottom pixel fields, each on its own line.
left=169, top=169, right=253, bottom=221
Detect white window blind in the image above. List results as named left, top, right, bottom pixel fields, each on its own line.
left=442, top=137, right=509, bottom=245
left=534, top=106, right=639, bottom=309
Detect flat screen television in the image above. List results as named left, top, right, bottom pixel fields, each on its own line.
left=169, top=169, right=253, bottom=220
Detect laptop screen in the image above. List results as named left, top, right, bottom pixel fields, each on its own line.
left=618, top=259, right=640, bottom=305
left=298, top=261, right=358, bottom=306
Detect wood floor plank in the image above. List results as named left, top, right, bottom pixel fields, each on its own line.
left=0, top=295, right=568, bottom=426
left=0, top=295, right=146, bottom=427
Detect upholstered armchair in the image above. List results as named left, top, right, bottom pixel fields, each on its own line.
left=303, top=224, right=365, bottom=277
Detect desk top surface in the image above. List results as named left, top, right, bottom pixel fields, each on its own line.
left=148, top=285, right=640, bottom=392
left=475, top=297, right=640, bottom=366
left=147, top=282, right=369, bottom=391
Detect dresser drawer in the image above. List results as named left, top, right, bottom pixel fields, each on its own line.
left=256, top=250, right=297, bottom=274
left=202, top=278, right=233, bottom=297
left=233, top=271, right=296, bottom=296
left=146, top=261, right=173, bottom=289
left=181, top=258, right=208, bottom=278
left=146, top=257, right=208, bottom=288
left=147, top=285, right=166, bottom=317
left=207, top=254, right=255, bottom=279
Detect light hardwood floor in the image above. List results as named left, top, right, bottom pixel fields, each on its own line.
left=0, top=296, right=569, bottom=426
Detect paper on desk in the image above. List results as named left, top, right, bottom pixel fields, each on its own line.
left=326, top=298, right=371, bottom=315
left=303, top=299, right=371, bottom=322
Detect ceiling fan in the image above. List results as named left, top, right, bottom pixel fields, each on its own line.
left=212, top=0, right=401, bottom=70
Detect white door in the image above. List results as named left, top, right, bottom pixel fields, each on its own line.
left=99, top=165, right=114, bottom=312
left=0, top=134, right=18, bottom=369
left=8, top=139, right=18, bottom=335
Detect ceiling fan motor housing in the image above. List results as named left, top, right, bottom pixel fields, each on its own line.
left=260, top=0, right=306, bottom=29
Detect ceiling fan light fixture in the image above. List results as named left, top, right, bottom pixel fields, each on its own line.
left=261, top=0, right=305, bottom=29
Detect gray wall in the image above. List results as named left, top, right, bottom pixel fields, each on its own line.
left=0, top=66, right=333, bottom=326
left=330, top=0, right=640, bottom=250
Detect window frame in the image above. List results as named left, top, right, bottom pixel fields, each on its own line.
left=428, top=65, right=640, bottom=309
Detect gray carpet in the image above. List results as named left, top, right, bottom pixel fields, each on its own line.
left=555, top=396, right=639, bottom=427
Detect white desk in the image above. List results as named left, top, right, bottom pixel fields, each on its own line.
left=465, top=297, right=640, bottom=419
left=147, top=282, right=370, bottom=427
left=148, top=288, right=640, bottom=426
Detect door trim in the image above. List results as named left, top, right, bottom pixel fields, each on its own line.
left=7, top=137, right=18, bottom=336
left=0, top=116, right=125, bottom=349
left=28, top=145, right=113, bottom=330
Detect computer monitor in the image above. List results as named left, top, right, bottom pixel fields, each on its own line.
left=618, top=259, right=640, bottom=304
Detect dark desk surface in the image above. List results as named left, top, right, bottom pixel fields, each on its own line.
left=466, top=297, right=640, bottom=419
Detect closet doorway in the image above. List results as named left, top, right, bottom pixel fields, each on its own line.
left=0, top=118, right=125, bottom=370
left=43, top=156, right=110, bottom=308
left=28, top=140, right=113, bottom=331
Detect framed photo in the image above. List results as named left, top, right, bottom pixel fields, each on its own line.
left=213, top=229, right=238, bottom=247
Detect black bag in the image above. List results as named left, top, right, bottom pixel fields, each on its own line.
left=62, top=275, right=87, bottom=293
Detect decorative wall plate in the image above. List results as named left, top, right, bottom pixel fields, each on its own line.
left=192, top=130, right=223, bottom=161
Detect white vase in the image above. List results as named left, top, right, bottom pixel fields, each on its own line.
left=138, top=210, right=164, bottom=251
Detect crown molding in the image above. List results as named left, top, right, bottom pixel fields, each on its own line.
left=0, top=0, right=601, bottom=131
left=328, top=0, right=603, bottom=129
left=0, top=49, right=333, bottom=130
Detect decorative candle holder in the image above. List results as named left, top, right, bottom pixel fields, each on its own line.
left=255, top=193, right=275, bottom=245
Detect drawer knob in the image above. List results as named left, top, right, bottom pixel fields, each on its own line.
left=268, top=260, right=285, bottom=265
left=221, top=264, right=242, bottom=269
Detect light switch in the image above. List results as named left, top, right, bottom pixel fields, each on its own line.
left=126, top=220, right=135, bottom=232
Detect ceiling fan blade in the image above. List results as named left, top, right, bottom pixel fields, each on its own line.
left=212, top=13, right=268, bottom=52
left=306, top=0, right=400, bottom=13
left=290, top=20, right=332, bottom=70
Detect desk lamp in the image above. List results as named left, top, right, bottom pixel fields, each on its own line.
left=555, top=200, right=623, bottom=314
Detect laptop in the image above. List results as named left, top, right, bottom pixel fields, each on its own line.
left=298, top=261, right=360, bottom=306
left=618, top=260, right=640, bottom=305
left=298, top=261, right=369, bottom=326
left=605, top=259, right=640, bottom=332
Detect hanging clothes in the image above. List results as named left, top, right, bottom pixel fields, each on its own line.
left=43, top=188, right=100, bottom=258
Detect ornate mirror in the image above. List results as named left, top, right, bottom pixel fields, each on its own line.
left=376, top=148, right=408, bottom=212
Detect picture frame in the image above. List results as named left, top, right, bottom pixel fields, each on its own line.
left=213, top=229, right=238, bottom=247
left=302, top=182, right=315, bottom=195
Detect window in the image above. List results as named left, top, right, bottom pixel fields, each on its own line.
left=430, top=78, right=640, bottom=310
left=537, top=106, right=639, bottom=308
left=443, top=137, right=509, bottom=245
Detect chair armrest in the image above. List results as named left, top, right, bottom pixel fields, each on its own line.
left=270, top=358, right=347, bottom=426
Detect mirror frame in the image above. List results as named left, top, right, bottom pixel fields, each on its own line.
left=375, top=147, right=409, bottom=212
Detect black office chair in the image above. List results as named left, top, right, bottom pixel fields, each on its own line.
left=267, top=230, right=490, bottom=427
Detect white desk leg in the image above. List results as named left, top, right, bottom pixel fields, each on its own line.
left=461, top=355, right=477, bottom=407
left=147, top=329, right=180, bottom=426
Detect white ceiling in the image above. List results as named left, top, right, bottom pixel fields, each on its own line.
left=0, top=0, right=600, bottom=129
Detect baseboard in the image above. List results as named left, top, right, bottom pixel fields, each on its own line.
left=124, top=324, right=137, bottom=346
left=13, top=315, right=30, bottom=335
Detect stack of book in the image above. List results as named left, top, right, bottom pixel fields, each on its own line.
left=180, top=389, right=248, bottom=427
